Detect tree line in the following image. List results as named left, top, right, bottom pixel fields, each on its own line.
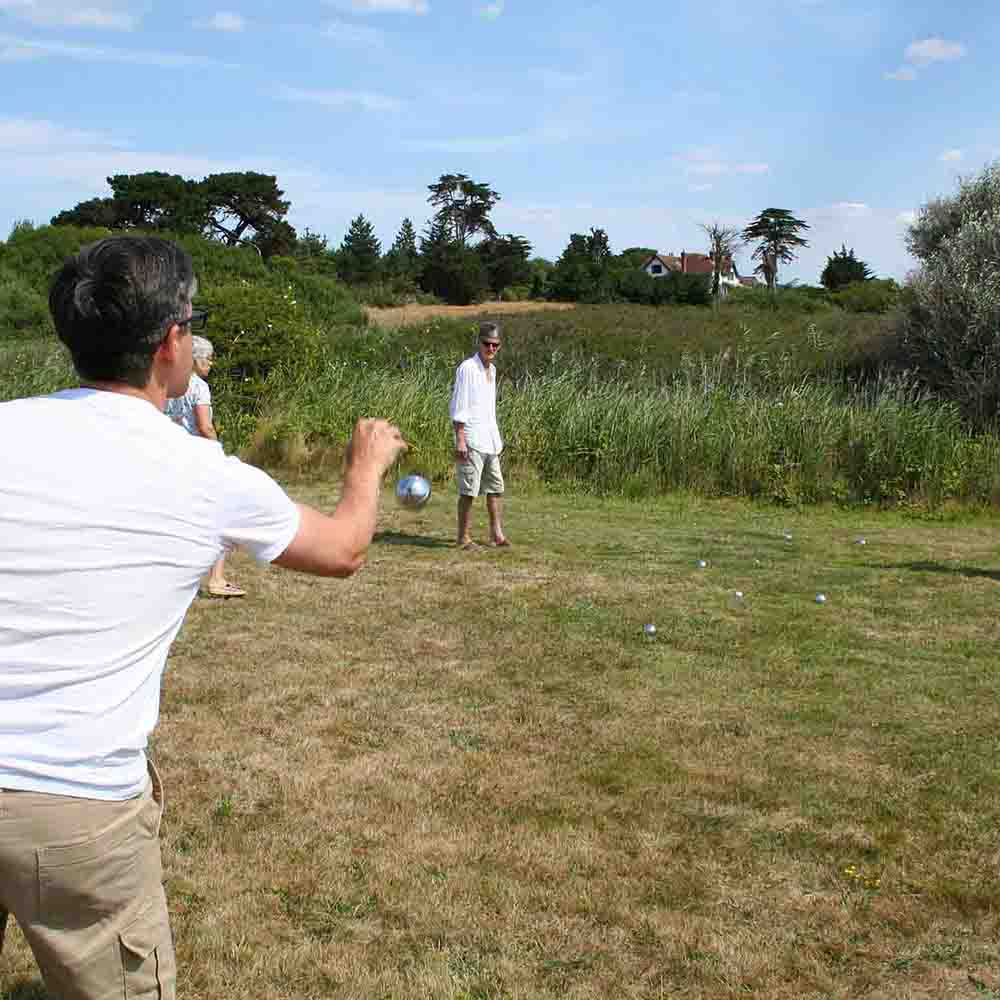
left=51, top=170, right=881, bottom=307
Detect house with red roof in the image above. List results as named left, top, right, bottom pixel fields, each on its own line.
left=640, top=251, right=753, bottom=293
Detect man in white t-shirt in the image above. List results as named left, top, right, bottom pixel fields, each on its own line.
left=0, top=236, right=405, bottom=1000
left=449, top=322, right=510, bottom=550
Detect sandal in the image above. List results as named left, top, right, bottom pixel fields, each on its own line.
left=205, top=582, right=247, bottom=598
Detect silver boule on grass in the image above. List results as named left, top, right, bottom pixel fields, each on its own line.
left=395, top=474, right=432, bottom=509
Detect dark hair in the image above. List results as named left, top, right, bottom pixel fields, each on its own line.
left=479, top=321, right=501, bottom=341
left=49, top=236, right=197, bottom=388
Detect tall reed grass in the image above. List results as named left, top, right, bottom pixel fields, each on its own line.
left=3, top=335, right=996, bottom=507
left=239, top=351, right=1000, bottom=507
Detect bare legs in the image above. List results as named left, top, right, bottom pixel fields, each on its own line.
left=203, top=554, right=245, bottom=597
left=486, top=493, right=506, bottom=545
left=207, top=556, right=227, bottom=590
left=457, top=495, right=475, bottom=546
left=457, top=494, right=507, bottom=547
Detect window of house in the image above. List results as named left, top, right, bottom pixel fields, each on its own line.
left=650, top=264, right=663, bottom=274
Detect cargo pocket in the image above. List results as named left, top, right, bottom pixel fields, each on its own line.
left=119, top=888, right=176, bottom=1000
left=37, top=816, right=140, bottom=930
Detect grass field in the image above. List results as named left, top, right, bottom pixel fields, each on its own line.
left=3, top=482, right=999, bottom=999
left=365, top=301, right=576, bottom=329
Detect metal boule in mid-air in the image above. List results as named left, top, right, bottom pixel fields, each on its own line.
left=395, top=474, right=432, bottom=509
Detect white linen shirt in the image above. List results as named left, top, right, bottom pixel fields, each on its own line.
left=449, top=354, right=503, bottom=455
left=0, top=388, right=301, bottom=800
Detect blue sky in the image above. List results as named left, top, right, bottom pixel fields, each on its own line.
left=0, top=0, right=995, bottom=282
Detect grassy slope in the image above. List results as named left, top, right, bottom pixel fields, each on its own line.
left=3, top=485, right=998, bottom=999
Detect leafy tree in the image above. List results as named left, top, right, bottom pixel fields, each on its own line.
left=700, top=222, right=741, bottom=300
left=741, top=208, right=810, bottom=293
left=251, top=219, right=298, bottom=260
left=820, top=245, right=874, bottom=290
left=383, top=217, right=420, bottom=279
left=478, top=234, right=533, bottom=299
left=418, top=218, right=486, bottom=304
left=338, top=214, right=382, bottom=285
left=52, top=197, right=127, bottom=229
left=549, top=228, right=614, bottom=302
left=53, top=172, right=203, bottom=232
left=617, top=247, right=659, bottom=269
left=290, top=228, right=339, bottom=276
left=528, top=257, right=554, bottom=299
left=106, top=172, right=205, bottom=232
left=200, top=172, right=290, bottom=247
left=52, top=171, right=293, bottom=254
left=900, top=162, right=1000, bottom=423
left=427, top=173, right=500, bottom=246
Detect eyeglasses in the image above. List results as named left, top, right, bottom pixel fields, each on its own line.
left=481, top=341, right=501, bottom=349
left=177, top=309, right=209, bottom=332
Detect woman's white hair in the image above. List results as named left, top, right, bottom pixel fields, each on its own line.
left=191, top=335, right=214, bottom=360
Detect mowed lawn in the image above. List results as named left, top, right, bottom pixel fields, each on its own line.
left=4, top=485, right=1000, bottom=999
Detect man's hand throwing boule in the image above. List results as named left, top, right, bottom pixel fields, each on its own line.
left=346, top=417, right=408, bottom=476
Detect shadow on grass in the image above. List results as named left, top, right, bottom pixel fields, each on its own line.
left=373, top=530, right=452, bottom=550
left=886, top=561, right=1000, bottom=582
left=2, top=981, right=47, bottom=1000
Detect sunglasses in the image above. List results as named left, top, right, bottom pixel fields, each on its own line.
left=480, top=340, right=501, bottom=349
left=177, top=309, right=210, bottom=332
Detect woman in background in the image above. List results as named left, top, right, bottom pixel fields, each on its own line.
left=167, top=333, right=246, bottom=597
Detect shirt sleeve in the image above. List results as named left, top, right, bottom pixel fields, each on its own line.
left=214, top=455, right=302, bottom=564
left=450, top=362, right=471, bottom=424
left=192, top=377, right=212, bottom=407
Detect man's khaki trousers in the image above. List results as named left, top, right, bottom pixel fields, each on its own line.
left=0, top=762, right=176, bottom=1000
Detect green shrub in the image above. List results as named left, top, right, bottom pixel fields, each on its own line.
left=0, top=224, right=114, bottom=296
left=500, top=285, right=531, bottom=302
left=0, top=268, right=53, bottom=337
left=833, top=279, right=900, bottom=314
left=900, top=162, right=1000, bottom=425
left=198, top=280, right=327, bottom=393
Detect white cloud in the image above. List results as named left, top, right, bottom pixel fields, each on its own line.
left=401, top=122, right=576, bottom=155
left=0, top=116, right=129, bottom=153
left=938, top=148, right=962, bottom=162
left=830, top=201, right=871, bottom=217
left=481, top=0, right=503, bottom=18
left=276, top=85, right=403, bottom=112
left=0, top=0, right=138, bottom=29
left=324, top=0, right=428, bottom=13
left=674, top=147, right=769, bottom=178
left=322, top=19, right=384, bottom=47
left=689, top=183, right=713, bottom=193
left=195, top=11, right=246, bottom=32
left=886, top=37, right=966, bottom=81
left=905, top=37, right=966, bottom=66
left=0, top=32, right=236, bottom=66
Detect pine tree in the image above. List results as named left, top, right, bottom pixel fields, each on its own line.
left=418, top=218, right=486, bottom=304
left=384, top=217, right=419, bottom=279
left=338, top=214, right=382, bottom=285
left=820, top=244, right=874, bottom=290
left=741, top=208, right=810, bottom=293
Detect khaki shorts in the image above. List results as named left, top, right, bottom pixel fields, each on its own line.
left=0, top=760, right=176, bottom=1000
left=456, top=449, right=505, bottom=497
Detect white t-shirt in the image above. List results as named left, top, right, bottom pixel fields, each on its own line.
left=449, top=354, right=503, bottom=455
left=165, top=372, right=211, bottom=435
left=0, top=388, right=301, bottom=800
